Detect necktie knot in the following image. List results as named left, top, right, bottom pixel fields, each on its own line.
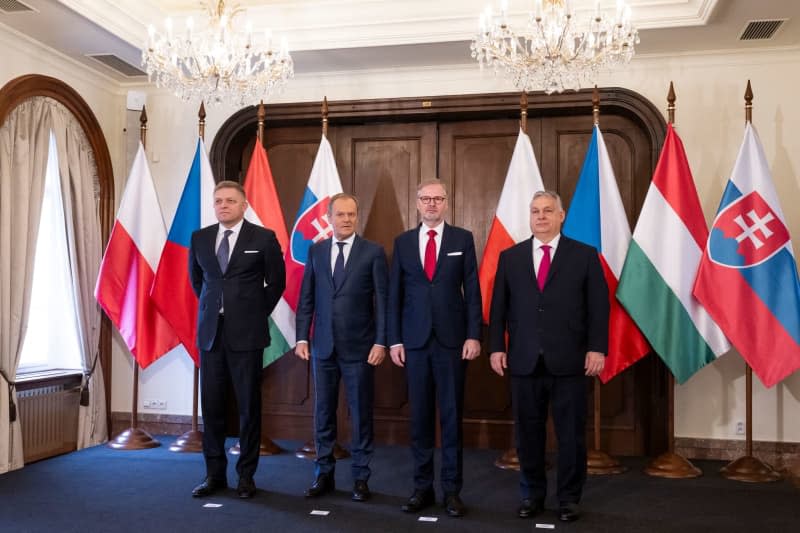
left=428, top=229, right=437, bottom=239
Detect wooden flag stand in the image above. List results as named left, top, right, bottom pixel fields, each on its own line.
left=230, top=101, right=284, bottom=458
left=295, top=97, right=350, bottom=462
left=718, top=84, right=781, bottom=483
left=643, top=83, right=702, bottom=479
left=586, top=88, right=626, bottom=476
left=169, top=103, right=207, bottom=454
left=108, top=107, right=160, bottom=451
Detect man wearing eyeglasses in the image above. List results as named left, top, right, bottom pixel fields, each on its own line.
left=388, top=178, right=482, bottom=518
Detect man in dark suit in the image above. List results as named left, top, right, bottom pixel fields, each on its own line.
left=489, top=190, right=609, bottom=522
left=295, top=193, right=388, bottom=503
left=188, top=180, right=285, bottom=499
left=388, top=179, right=482, bottom=518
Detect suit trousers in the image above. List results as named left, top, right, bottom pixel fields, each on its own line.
left=511, top=360, right=587, bottom=505
left=200, top=315, right=263, bottom=481
left=406, top=336, right=466, bottom=495
left=312, top=351, right=375, bottom=481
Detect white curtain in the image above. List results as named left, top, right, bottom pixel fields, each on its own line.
left=49, top=104, right=107, bottom=449
left=0, top=97, right=108, bottom=474
left=0, top=98, right=52, bottom=473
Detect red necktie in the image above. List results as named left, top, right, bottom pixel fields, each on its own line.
left=537, top=244, right=551, bottom=291
left=424, top=229, right=437, bottom=281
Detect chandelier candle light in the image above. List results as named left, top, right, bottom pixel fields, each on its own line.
left=471, top=0, right=639, bottom=94
left=142, top=0, right=294, bottom=106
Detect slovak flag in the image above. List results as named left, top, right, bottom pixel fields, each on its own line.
left=479, top=129, right=544, bottom=323
left=283, top=134, right=343, bottom=328
left=693, top=123, right=800, bottom=387
left=95, top=142, right=180, bottom=368
left=563, top=125, right=651, bottom=383
left=150, top=138, right=216, bottom=366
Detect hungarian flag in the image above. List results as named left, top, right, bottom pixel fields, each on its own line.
left=617, top=124, right=730, bottom=384
left=693, top=123, right=800, bottom=387
left=95, top=142, right=179, bottom=368
left=242, top=141, right=292, bottom=367
left=563, top=125, right=651, bottom=383
left=478, top=129, right=544, bottom=323
left=284, top=134, right=343, bottom=320
left=150, top=138, right=216, bottom=366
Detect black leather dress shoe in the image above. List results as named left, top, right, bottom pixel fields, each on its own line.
left=304, top=474, right=335, bottom=498
left=558, top=503, right=580, bottom=522
left=518, top=499, right=545, bottom=519
left=401, top=488, right=435, bottom=513
left=443, top=493, right=465, bottom=517
left=351, top=480, right=371, bottom=502
left=191, top=477, right=227, bottom=498
left=237, top=477, right=256, bottom=499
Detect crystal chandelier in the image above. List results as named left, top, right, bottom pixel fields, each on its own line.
left=471, top=0, right=639, bottom=94
left=142, top=1, right=294, bottom=106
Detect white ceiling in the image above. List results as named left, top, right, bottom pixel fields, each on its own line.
left=0, top=0, right=798, bottom=81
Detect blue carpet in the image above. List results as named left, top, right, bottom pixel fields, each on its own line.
left=0, top=437, right=797, bottom=532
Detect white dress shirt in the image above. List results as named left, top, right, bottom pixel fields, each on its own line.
left=532, top=233, right=561, bottom=277
left=418, top=220, right=445, bottom=265
left=215, top=218, right=244, bottom=260
left=330, top=233, right=356, bottom=273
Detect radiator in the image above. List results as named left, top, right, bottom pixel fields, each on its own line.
left=17, top=383, right=80, bottom=463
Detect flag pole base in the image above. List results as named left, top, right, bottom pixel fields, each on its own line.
left=494, top=448, right=521, bottom=471
left=587, top=449, right=628, bottom=475
left=230, top=438, right=282, bottom=456
left=295, top=440, right=350, bottom=460
left=720, top=455, right=782, bottom=483
left=644, top=451, right=702, bottom=479
left=107, top=428, right=161, bottom=450
left=169, top=430, right=203, bottom=453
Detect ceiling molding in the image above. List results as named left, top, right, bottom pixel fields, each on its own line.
left=57, top=0, right=721, bottom=52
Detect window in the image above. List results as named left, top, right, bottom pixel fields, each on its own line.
left=17, top=131, right=83, bottom=373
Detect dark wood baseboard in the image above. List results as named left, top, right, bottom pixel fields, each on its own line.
left=675, top=437, right=800, bottom=477
left=110, top=412, right=201, bottom=438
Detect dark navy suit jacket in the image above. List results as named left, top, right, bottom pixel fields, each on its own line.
left=488, top=235, right=609, bottom=376
left=296, top=235, right=388, bottom=360
left=388, top=223, right=482, bottom=349
left=189, top=219, right=285, bottom=352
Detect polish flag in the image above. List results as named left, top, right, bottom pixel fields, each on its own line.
left=478, top=129, right=544, bottom=322
left=95, top=142, right=180, bottom=368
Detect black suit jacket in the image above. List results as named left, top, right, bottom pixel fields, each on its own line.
left=189, top=219, right=286, bottom=352
left=296, top=235, right=388, bottom=361
left=488, top=235, right=609, bottom=376
left=388, top=223, right=482, bottom=350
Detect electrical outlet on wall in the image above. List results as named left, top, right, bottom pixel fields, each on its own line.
left=735, top=421, right=745, bottom=435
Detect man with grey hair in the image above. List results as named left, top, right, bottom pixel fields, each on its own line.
left=388, top=178, right=482, bottom=517
left=489, top=190, right=609, bottom=522
left=296, top=192, right=388, bottom=503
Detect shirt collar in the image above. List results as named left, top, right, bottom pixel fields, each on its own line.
left=420, top=220, right=445, bottom=237
left=335, top=233, right=357, bottom=246
left=218, top=218, right=244, bottom=236
left=533, top=233, right=561, bottom=251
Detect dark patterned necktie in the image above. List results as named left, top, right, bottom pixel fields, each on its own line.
left=333, top=241, right=346, bottom=289
left=217, top=229, right=233, bottom=273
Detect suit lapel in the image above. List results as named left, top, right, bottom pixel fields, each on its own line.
left=521, top=238, right=537, bottom=290
left=225, top=219, right=251, bottom=272
left=433, top=223, right=453, bottom=280
left=544, top=235, right=571, bottom=288
left=321, top=238, right=334, bottom=288
left=206, top=224, right=223, bottom=275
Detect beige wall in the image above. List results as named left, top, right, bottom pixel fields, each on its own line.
left=3, top=18, right=798, bottom=445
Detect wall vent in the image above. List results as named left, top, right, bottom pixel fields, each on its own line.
left=739, top=19, right=787, bottom=40
left=0, top=0, right=35, bottom=13
left=86, top=54, right=147, bottom=77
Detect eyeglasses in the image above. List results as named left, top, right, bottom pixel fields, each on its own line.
left=418, top=196, right=447, bottom=205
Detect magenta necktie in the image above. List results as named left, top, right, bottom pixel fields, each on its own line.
left=537, top=244, right=551, bottom=291
left=424, top=229, right=437, bottom=281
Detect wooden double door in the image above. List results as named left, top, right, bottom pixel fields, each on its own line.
left=215, top=91, right=667, bottom=457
